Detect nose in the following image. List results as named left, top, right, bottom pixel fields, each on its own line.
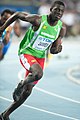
left=57, top=9, right=60, bottom=12
left=56, top=8, right=62, bottom=14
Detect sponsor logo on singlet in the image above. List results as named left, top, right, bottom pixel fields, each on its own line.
left=32, top=35, right=54, bottom=50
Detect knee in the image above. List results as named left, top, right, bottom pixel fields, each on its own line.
left=30, top=63, right=43, bottom=81
left=34, top=70, right=43, bottom=80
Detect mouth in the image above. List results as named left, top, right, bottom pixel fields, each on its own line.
left=55, top=14, right=61, bottom=19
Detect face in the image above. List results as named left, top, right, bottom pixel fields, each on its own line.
left=1, top=12, right=11, bottom=24
left=50, top=4, right=65, bottom=20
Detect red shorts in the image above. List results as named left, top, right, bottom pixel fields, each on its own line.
left=19, top=54, right=45, bottom=84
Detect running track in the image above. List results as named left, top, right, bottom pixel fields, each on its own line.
left=0, top=36, right=80, bottom=120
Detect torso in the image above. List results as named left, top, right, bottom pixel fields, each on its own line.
left=18, top=15, right=62, bottom=58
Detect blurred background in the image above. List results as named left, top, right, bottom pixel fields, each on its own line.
left=0, top=0, right=80, bottom=37
left=0, top=1, right=80, bottom=120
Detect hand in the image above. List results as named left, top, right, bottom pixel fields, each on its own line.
left=57, top=44, right=62, bottom=53
left=50, top=44, right=62, bottom=54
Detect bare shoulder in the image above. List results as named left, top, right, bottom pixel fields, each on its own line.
left=62, top=21, right=66, bottom=30
left=31, top=14, right=42, bottom=28
left=26, top=14, right=41, bottom=20
left=59, top=21, right=66, bottom=37
left=31, top=14, right=42, bottom=23
left=32, top=14, right=41, bottom=18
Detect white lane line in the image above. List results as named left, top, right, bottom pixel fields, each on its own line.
left=18, top=69, right=80, bottom=104
left=0, top=96, right=79, bottom=120
left=67, top=65, right=80, bottom=85
left=35, top=87, right=80, bottom=104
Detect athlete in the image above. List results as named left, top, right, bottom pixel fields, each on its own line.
left=0, top=9, right=21, bottom=61
left=0, top=1, right=66, bottom=120
left=0, top=9, right=15, bottom=61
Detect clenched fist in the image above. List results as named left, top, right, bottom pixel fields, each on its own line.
left=50, top=44, right=62, bottom=54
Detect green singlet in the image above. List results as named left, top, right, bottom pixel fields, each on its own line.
left=18, top=15, right=62, bottom=58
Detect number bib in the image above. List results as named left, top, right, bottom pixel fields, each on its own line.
left=32, top=35, right=54, bottom=50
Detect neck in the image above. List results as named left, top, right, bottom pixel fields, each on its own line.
left=47, top=14, right=58, bottom=26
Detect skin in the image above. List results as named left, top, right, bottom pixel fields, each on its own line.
left=0, top=5, right=66, bottom=53
left=1, top=12, right=12, bottom=25
left=0, top=12, right=13, bottom=60
left=0, top=2, right=66, bottom=120
left=0, top=11, right=21, bottom=61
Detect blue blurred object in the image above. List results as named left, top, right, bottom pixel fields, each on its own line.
left=0, top=5, right=38, bottom=14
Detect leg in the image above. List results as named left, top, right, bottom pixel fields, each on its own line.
left=0, top=41, right=11, bottom=60
left=0, top=43, right=4, bottom=61
left=24, top=62, right=43, bottom=84
left=0, top=52, right=4, bottom=61
left=13, top=63, right=43, bottom=101
left=13, top=54, right=44, bottom=101
left=0, top=54, right=44, bottom=120
left=0, top=83, right=34, bottom=120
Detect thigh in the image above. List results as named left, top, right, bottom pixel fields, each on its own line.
left=19, top=54, right=39, bottom=71
left=19, top=54, right=45, bottom=85
left=35, top=57, right=45, bottom=70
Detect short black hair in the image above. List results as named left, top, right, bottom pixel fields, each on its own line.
left=1, top=9, right=15, bottom=16
left=54, top=1, right=65, bottom=7
left=50, top=1, right=66, bottom=11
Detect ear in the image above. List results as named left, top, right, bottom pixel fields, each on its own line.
left=50, top=8, right=52, bottom=12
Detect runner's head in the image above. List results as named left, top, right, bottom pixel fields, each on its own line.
left=1, top=9, right=14, bottom=24
left=50, top=1, right=65, bottom=21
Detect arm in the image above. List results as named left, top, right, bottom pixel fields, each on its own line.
left=0, top=12, right=41, bottom=33
left=3, top=26, right=12, bottom=45
left=18, top=12, right=41, bottom=26
left=50, top=23, right=66, bottom=54
left=0, top=12, right=19, bottom=33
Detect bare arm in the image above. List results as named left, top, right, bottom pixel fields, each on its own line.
left=0, top=12, right=19, bottom=33
left=50, top=23, right=66, bottom=54
left=3, top=26, right=12, bottom=45
left=0, top=12, right=41, bottom=34
left=18, top=12, right=41, bottom=26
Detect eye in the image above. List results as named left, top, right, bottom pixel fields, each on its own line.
left=53, top=8, right=60, bottom=12
left=54, top=8, right=58, bottom=11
